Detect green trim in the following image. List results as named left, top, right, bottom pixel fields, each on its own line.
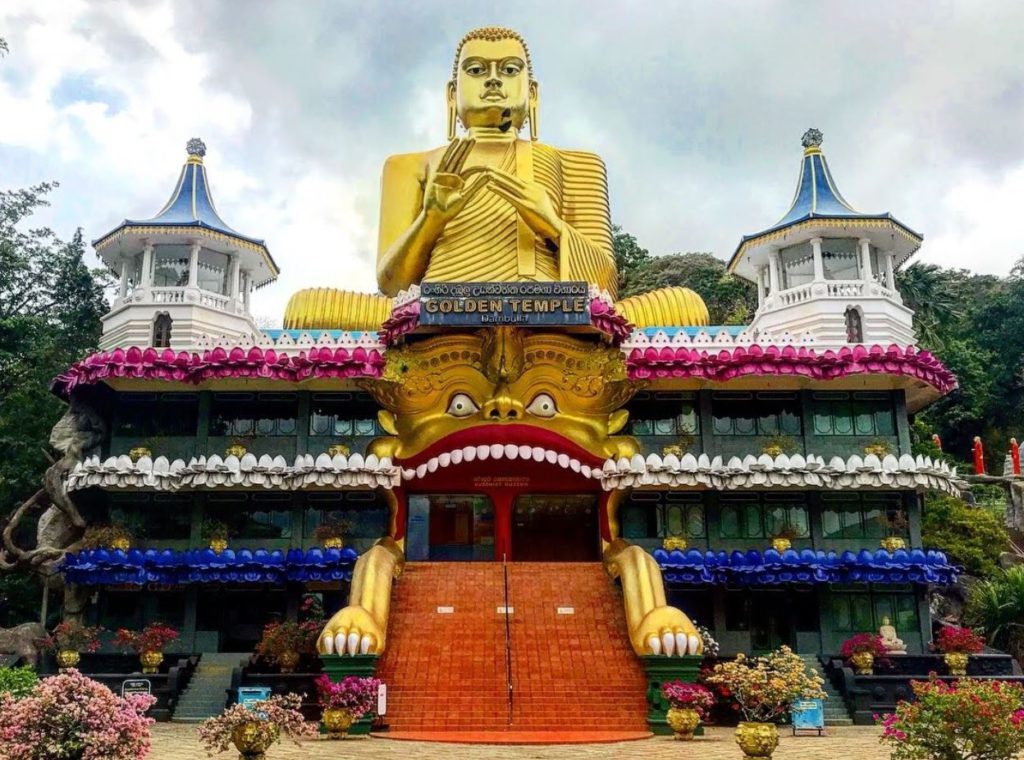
left=641, top=655, right=703, bottom=735
left=320, top=655, right=379, bottom=735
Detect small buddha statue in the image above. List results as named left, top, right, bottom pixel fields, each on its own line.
left=284, top=27, right=708, bottom=331
left=879, top=615, right=906, bottom=655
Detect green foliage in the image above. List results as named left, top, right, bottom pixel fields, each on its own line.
left=922, top=494, right=1008, bottom=579
left=966, top=566, right=1024, bottom=662
left=611, top=225, right=651, bottom=284
left=0, top=666, right=37, bottom=700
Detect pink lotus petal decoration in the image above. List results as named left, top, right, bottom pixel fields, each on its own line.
left=625, top=342, right=957, bottom=394
left=52, top=343, right=387, bottom=397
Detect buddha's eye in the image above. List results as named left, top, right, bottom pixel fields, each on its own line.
left=464, top=62, right=486, bottom=76
left=526, top=393, right=558, bottom=418
left=446, top=393, right=479, bottom=418
left=502, top=63, right=521, bottom=76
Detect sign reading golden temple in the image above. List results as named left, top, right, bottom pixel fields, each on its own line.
left=420, top=281, right=590, bottom=326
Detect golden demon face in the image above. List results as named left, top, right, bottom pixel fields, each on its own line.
left=365, top=327, right=640, bottom=465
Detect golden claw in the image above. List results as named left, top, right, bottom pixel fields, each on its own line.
left=318, top=604, right=384, bottom=656
left=635, top=606, right=703, bottom=657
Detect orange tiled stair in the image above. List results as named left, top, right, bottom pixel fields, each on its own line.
left=375, top=562, right=650, bottom=736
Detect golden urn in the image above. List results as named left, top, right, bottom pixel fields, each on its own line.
left=56, top=649, right=80, bottom=669
left=771, top=537, right=792, bottom=553
left=277, top=650, right=300, bottom=673
left=210, top=538, right=229, bottom=554
left=111, top=536, right=131, bottom=552
left=322, top=536, right=345, bottom=550
left=880, top=536, right=907, bottom=553
left=735, top=721, right=779, bottom=759
left=231, top=721, right=277, bottom=760
left=327, top=443, right=350, bottom=457
left=128, top=446, right=151, bottom=462
left=850, top=651, right=875, bottom=675
left=140, top=650, right=163, bottom=674
left=225, top=443, right=248, bottom=458
left=322, top=707, right=355, bottom=739
left=944, top=652, right=969, bottom=676
left=665, top=706, right=701, bottom=740
left=662, top=536, right=688, bottom=551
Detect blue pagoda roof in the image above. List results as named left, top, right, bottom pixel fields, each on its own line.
left=93, top=138, right=278, bottom=279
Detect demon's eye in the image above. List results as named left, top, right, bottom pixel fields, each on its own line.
left=446, top=393, right=479, bottom=418
left=526, top=393, right=558, bottom=418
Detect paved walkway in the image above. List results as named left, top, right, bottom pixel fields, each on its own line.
left=151, top=723, right=892, bottom=759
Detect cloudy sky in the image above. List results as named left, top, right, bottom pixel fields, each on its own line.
left=2, top=1, right=1023, bottom=323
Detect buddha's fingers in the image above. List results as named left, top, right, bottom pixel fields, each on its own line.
left=448, top=138, right=476, bottom=174
left=485, top=167, right=528, bottom=190
left=461, top=174, right=490, bottom=202
left=438, top=140, right=461, bottom=172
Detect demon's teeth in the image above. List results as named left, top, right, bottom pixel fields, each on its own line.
left=581, top=465, right=592, bottom=478
left=490, top=443, right=504, bottom=459
left=545, top=449, right=558, bottom=464
left=568, top=458, right=581, bottom=473
left=477, top=444, right=490, bottom=460
left=463, top=446, right=476, bottom=462
left=438, top=452, right=451, bottom=468
left=504, top=444, right=519, bottom=459
left=557, top=453, right=570, bottom=468
left=426, top=457, right=439, bottom=473
left=416, top=464, right=428, bottom=479
left=532, top=447, right=545, bottom=462
left=403, top=468, right=415, bottom=480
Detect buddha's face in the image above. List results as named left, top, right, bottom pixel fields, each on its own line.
left=451, top=37, right=536, bottom=132
left=365, top=329, right=639, bottom=469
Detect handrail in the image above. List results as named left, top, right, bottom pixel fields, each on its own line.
left=502, top=552, right=513, bottom=726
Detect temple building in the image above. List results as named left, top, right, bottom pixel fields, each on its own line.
left=52, top=27, right=963, bottom=735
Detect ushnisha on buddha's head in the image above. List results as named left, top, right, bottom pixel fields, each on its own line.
left=447, top=26, right=539, bottom=139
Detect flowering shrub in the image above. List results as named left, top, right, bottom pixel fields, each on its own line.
left=112, top=623, right=180, bottom=654
left=705, top=646, right=826, bottom=723
left=692, top=619, right=720, bottom=657
left=196, top=693, right=318, bottom=754
left=878, top=677, right=1024, bottom=760
left=255, top=620, right=321, bottom=664
left=0, top=666, right=38, bottom=699
left=0, top=669, right=155, bottom=760
left=662, top=681, right=715, bottom=717
left=935, top=625, right=985, bottom=654
left=315, top=675, right=381, bottom=717
left=840, top=633, right=890, bottom=664
left=42, top=621, right=103, bottom=653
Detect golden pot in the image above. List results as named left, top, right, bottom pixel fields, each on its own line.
left=322, top=536, right=344, bottom=550
left=880, top=536, right=907, bottom=553
left=662, top=536, right=688, bottom=551
left=230, top=721, right=277, bottom=760
left=322, top=707, right=354, bottom=739
left=277, top=650, right=300, bottom=673
left=850, top=651, right=875, bottom=675
left=128, top=446, right=151, bottom=462
left=56, top=649, right=80, bottom=669
left=864, top=444, right=890, bottom=458
left=944, top=652, right=969, bottom=676
left=735, top=722, right=779, bottom=759
left=210, top=538, right=229, bottom=554
left=225, top=444, right=247, bottom=458
left=327, top=443, right=350, bottom=457
left=662, top=444, right=684, bottom=457
left=762, top=445, right=784, bottom=457
left=111, top=536, right=131, bottom=552
left=771, top=537, right=792, bottom=553
left=140, top=650, right=164, bottom=674
left=665, top=706, right=700, bottom=740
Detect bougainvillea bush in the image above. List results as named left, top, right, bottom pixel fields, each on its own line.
left=840, top=633, right=891, bottom=663
left=705, top=646, right=827, bottom=723
left=0, top=669, right=155, bottom=760
left=934, top=625, right=986, bottom=654
left=662, top=681, right=716, bottom=716
left=112, top=623, right=180, bottom=654
left=315, top=675, right=381, bottom=717
left=878, top=678, right=1024, bottom=760
left=196, top=693, right=317, bottom=755
left=42, top=621, right=103, bottom=653
left=255, top=620, right=321, bottom=663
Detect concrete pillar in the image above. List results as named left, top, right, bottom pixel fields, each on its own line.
left=241, top=272, right=250, bottom=310
left=810, top=237, right=825, bottom=281
left=230, top=255, right=241, bottom=301
left=119, top=258, right=130, bottom=298
left=858, top=238, right=872, bottom=282
left=188, top=241, right=201, bottom=287
left=884, top=251, right=896, bottom=290
left=140, top=242, right=154, bottom=288
left=756, top=267, right=766, bottom=305
left=768, top=248, right=781, bottom=295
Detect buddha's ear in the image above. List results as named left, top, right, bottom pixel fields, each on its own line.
left=446, top=81, right=457, bottom=141
left=608, top=409, right=629, bottom=435
left=378, top=410, right=399, bottom=436
left=528, top=81, right=539, bottom=141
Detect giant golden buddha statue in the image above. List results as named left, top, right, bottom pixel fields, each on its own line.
left=285, top=26, right=708, bottom=330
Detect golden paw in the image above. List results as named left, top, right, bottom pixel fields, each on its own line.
left=635, top=605, right=703, bottom=656
left=318, top=605, right=384, bottom=656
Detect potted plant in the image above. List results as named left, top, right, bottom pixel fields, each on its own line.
left=706, top=646, right=826, bottom=759
left=197, top=693, right=317, bottom=759
left=770, top=523, right=802, bottom=553
left=43, top=620, right=103, bottom=670
left=327, top=442, right=350, bottom=457
left=255, top=620, right=320, bottom=673
left=840, top=633, right=889, bottom=675
left=314, top=515, right=354, bottom=550
left=863, top=439, right=892, bottom=458
left=761, top=435, right=799, bottom=458
left=935, top=625, right=985, bottom=676
left=225, top=436, right=250, bottom=459
left=81, top=524, right=133, bottom=552
left=314, top=674, right=381, bottom=739
left=662, top=535, right=688, bottom=551
left=0, top=669, right=155, bottom=759
left=113, top=623, right=180, bottom=674
left=661, top=680, right=714, bottom=740
left=203, top=519, right=231, bottom=553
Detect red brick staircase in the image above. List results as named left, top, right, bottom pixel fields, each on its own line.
left=375, top=562, right=650, bottom=739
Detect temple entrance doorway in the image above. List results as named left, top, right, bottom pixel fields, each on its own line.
left=511, top=494, right=600, bottom=561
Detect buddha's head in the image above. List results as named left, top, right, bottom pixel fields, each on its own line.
left=364, top=328, right=639, bottom=467
left=448, top=27, right=539, bottom=139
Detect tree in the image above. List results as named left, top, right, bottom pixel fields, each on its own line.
left=896, top=262, right=964, bottom=349
left=612, top=225, right=651, bottom=287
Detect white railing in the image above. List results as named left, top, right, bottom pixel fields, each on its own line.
left=826, top=280, right=864, bottom=298
left=776, top=283, right=813, bottom=306
left=151, top=287, right=186, bottom=304
left=199, top=291, right=231, bottom=310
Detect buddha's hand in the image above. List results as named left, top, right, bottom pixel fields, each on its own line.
left=317, top=604, right=384, bottom=656
left=423, top=138, right=490, bottom=225
left=484, top=168, right=562, bottom=242
left=635, top=605, right=704, bottom=657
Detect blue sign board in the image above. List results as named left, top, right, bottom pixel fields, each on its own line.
left=791, top=698, right=825, bottom=734
left=238, top=686, right=272, bottom=710
left=419, top=281, right=590, bottom=327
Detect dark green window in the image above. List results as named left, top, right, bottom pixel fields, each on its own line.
left=303, top=492, right=389, bottom=541
left=821, top=493, right=906, bottom=539
left=812, top=392, right=895, bottom=437
left=719, top=495, right=809, bottom=539
left=108, top=494, right=192, bottom=540
left=113, top=393, right=198, bottom=437
left=309, top=393, right=382, bottom=437
left=206, top=493, right=294, bottom=539
left=619, top=492, right=705, bottom=540
left=627, top=393, right=699, bottom=437
left=711, top=392, right=801, bottom=437
left=830, top=588, right=918, bottom=632
left=210, top=393, right=297, bottom=437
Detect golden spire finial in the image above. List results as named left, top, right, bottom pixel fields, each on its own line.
left=452, top=26, right=534, bottom=81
